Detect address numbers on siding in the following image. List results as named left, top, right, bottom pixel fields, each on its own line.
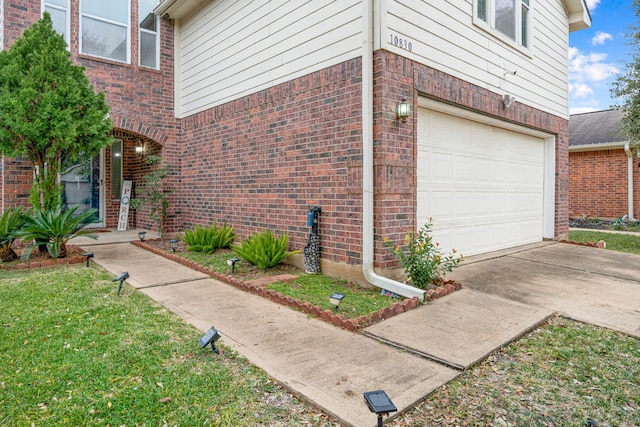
left=389, top=34, right=412, bottom=52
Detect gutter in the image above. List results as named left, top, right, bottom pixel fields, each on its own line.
left=361, top=0, right=425, bottom=302
left=624, top=144, right=637, bottom=221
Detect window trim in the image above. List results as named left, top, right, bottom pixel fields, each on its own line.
left=473, top=0, right=533, bottom=56
left=79, top=0, right=131, bottom=64
left=139, top=0, right=160, bottom=69
left=42, top=0, right=70, bottom=46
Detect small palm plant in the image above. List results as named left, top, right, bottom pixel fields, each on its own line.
left=0, top=207, right=28, bottom=262
left=232, top=229, right=300, bottom=270
left=19, top=206, right=98, bottom=260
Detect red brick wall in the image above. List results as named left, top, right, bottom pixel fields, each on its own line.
left=569, top=149, right=640, bottom=219
left=2, top=0, right=178, bottom=232
left=179, top=51, right=569, bottom=267
left=179, top=59, right=364, bottom=264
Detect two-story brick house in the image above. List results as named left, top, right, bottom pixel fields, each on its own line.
left=1, top=0, right=590, bottom=296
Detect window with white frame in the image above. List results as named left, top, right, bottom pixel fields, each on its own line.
left=43, top=0, right=69, bottom=44
left=139, top=0, right=159, bottom=68
left=476, top=0, right=530, bottom=49
left=80, top=0, right=130, bottom=63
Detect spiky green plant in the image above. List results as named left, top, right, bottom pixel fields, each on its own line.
left=0, top=207, right=28, bottom=262
left=19, top=206, right=98, bottom=259
left=232, top=230, right=300, bottom=270
left=183, top=220, right=236, bottom=254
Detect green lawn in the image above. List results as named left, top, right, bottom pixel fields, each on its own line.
left=568, top=230, right=640, bottom=255
left=0, top=266, right=330, bottom=426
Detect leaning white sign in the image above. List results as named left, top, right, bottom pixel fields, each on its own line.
left=117, top=180, right=133, bottom=231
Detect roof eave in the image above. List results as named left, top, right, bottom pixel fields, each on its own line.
left=569, top=141, right=629, bottom=152
left=155, top=0, right=206, bottom=20
left=564, top=0, right=592, bottom=32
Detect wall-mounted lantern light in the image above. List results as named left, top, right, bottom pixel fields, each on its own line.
left=396, top=98, right=411, bottom=123
left=135, top=142, right=145, bottom=155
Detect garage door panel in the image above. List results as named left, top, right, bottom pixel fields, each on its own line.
left=417, top=107, right=544, bottom=256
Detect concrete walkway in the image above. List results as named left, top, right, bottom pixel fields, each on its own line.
left=73, top=231, right=640, bottom=426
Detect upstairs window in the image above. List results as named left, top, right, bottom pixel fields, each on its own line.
left=43, top=0, right=69, bottom=44
left=80, top=0, right=130, bottom=63
left=139, top=0, right=159, bottom=68
left=476, top=0, right=531, bottom=49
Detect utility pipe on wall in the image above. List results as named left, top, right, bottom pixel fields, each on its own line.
left=361, top=0, right=425, bottom=301
left=624, top=144, right=637, bottom=221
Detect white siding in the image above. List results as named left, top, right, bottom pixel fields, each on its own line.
left=176, top=0, right=362, bottom=117
left=0, top=0, right=4, bottom=51
left=379, top=0, right=571, bottom=118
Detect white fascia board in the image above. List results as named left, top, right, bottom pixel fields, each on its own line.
left=155, top=0, right=207, bottom=20
left=569, top=141, right=628, bottom=152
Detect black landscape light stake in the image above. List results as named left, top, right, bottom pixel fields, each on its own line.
left=364, top=390, right=397, bottom=427
left=169, top=239, right=179, bottom=252
left=81, top=252, right=94, bottom=267
left=138, top=231, right=146, bottom=241
left=199, top=326, right=221, bottom=354
left=226, top=258, right=240, bottom=273
left=329, top=292, right=345, bottom=311
left=112, top=272, right=129, bottom=296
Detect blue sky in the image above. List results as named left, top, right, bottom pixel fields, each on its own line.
left=569, top=0, right=636, bottom=114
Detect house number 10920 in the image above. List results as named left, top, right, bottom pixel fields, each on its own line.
left=390, top=34, right=412, bottom=52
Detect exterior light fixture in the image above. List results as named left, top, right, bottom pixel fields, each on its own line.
left=396, top=97, right=411, bottom=123
left=138, top=231, right=146, bottom=241
left=112, top=271, right=130, bottom=296
left=227, top=257, right=241, bottom=273
left=80, top=252, right=94, bottom=267
left=169, top=239, right=179, bottom=252
left=329, top=292, right=345, bottom=310
left=503, top=94, right=516, bottom=109
left=364, top=390, right=397, bottom=427
left=199, top=326, right=221, bottom=354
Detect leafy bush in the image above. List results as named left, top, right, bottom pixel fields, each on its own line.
left=232, top=230, right=300, bottom=270
left=384, top=218, right=463, bottom=289
left=19, top=205, right=98, bottom=259
left=0, top=207, right=28, bottom=262
left=183, top=220, right=236, bottom=254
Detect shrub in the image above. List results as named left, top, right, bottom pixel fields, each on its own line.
left=19, top=205, right=98, bottom=259
left=0, top=207, right=28, bottom=262
left=384, top=218, right=463, bottom=289
left=183, top=220, right=236, bottom=254
left=232, top=230, right=300, bottom=270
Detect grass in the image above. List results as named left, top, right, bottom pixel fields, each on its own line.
left=568, top=230, right=640, bottom=255
left=267, top=274, right=396, bottom=318
left=172, top=244, right=404, bottom=318
left=0, top=265, right=333, bottom=426
left=394, top=316, right=640, bottom=426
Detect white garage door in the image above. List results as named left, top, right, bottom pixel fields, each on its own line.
left=417, top=106, right=546, bottom=256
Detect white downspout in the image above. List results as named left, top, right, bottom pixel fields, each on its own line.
left=624, top=144, right=637, bottom=221
left=361, top=0, right=425, bottom=301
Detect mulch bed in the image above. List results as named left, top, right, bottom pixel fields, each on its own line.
left=0, top=245, right=87, bottom=270
left=132, top=238, right=462, bottom=332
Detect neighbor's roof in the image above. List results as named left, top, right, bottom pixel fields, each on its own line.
left=569, top=109, right=626, bottom=149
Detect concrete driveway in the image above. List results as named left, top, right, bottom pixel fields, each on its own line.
left=446, top=242, right=640, bottom=338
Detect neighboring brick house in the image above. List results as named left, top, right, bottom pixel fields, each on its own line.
left=1, top=0, right=591, bottom=296
left=569, top=109, right=640, bottom=220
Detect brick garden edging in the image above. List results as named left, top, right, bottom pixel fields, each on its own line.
left=11, top=256, right=86, bottom=270
left=131, top=240, right=462, bottom=332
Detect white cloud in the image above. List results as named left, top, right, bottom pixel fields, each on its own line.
left=585, top=0, right=600, bottom=11
left=592, top=31, right=613, bottom=45
left=569, top=45, right=619, bottom=111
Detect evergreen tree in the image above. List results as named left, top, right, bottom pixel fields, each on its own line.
left=0, top=13, right=112, bottom=210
